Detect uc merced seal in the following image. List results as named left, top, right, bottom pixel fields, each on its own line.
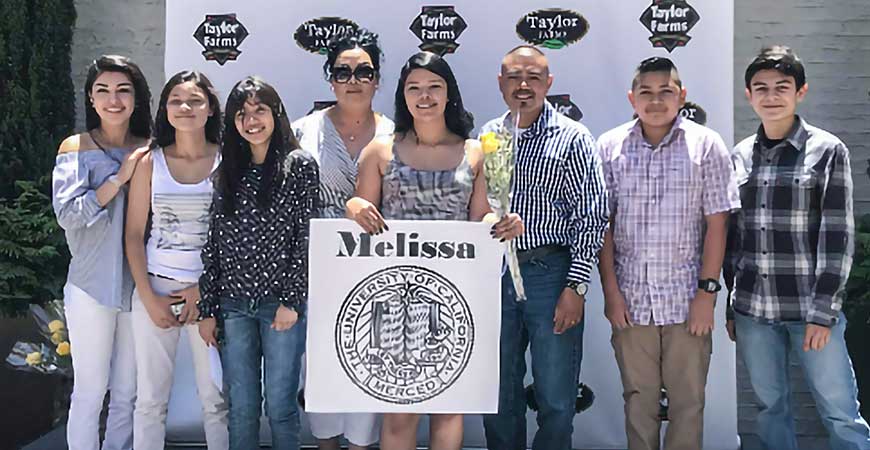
left=335, top=265, right=474, bottom=404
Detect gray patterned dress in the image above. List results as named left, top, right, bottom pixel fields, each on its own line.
left=380, top=145, right=474, bottom=221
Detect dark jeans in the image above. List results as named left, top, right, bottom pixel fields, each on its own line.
left=483, top=248, right=583, bottom=450
left=220, top=298, right=306, bottom=450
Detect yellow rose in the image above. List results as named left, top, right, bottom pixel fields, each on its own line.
left=480, top=132, right=500, bottom=154
left=56, top=342, right=71, bottom=357
left=50, top=331, right=64, bottom=345
left=48, top=320, right=65, bottom=333
left=26, top=351, right=42, bottom=366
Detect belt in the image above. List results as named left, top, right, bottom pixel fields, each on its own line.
left=516, top=244, right=567, bottom=264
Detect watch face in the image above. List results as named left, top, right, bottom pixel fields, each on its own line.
left=576, top=284, right=588, bottom=296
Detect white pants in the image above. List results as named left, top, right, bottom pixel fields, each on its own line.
left=302, top=353, right=380, bottom=446
left=131, top=276, right=228, bottom=450
left=64, top=283, right=136, bottom=450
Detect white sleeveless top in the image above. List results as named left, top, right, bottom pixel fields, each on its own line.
left=146, top=147, right=220, bottom=282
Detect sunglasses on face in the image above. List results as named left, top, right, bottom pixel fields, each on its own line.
left=330, top=65, right=377, bottom=83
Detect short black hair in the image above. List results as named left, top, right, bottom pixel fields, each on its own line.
left=631, top=56, right=682, bottom=90
left=84, top=55, right=153, bottom=138
left=394, top=51, right=474, bottom=139
left=152, top=71, right=222, bottom=148
left=323, top=28, right=383, bottom=81
left=744, top=45, right=806, bottom=90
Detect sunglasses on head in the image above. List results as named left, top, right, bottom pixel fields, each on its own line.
left=330, top=65, right=377, bottom=83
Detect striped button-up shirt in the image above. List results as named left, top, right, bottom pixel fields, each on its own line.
left=597, top=117, right=740, bottom=326
left=480, top=101, right=608, bottom=285
left=724, top=117, right=853, bottom=327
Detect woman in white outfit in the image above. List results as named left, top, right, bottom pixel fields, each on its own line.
left=53, top=55, right=151, bottom=450
left=292, top=29, right=390, bottom=450
left=124, top=70, right=228, bottom=450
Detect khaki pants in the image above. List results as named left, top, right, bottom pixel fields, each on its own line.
left=611, top=322, right=712, bottom=450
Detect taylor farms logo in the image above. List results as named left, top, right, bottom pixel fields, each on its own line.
left=639, top=0, right=700, bottom=52
left=547, top=94, right=583, bottom=121
left=409, top=6, right=467, bottom=56
left=335, top=265, right=473, bottom=404
left=294, top=17, right=359, bottom=54
left=193, top=14, right=249, bottom=65
left=679, top=101, right=707, bottom=125
left=516, top=9, right=589, bottom=50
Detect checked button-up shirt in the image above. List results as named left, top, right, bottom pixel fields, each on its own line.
left=725, top=116, right=854, bottom=327
left=598, top=117, right=740, bottom=326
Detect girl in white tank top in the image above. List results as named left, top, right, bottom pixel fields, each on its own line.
left=123, top=71, right=229, bottom=450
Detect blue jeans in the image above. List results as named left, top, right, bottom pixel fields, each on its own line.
left=735, top=312, right=870, bottom=450
left=220, top=298, right=306, bottom=450
left=483, top=249, right=583, bottom=450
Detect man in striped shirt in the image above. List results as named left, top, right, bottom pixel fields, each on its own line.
left=481, top=45, right=608, bottom=450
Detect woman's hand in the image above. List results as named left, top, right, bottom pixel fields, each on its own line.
left=198, top=318, right=218, bottom=347
left=117, top=146, right=149, bottom=184
left=171, top=284, right=201, bottom=325
left=272, top=305, right=299, bottom=332
left=490, top=213, right=524, bottom=241
left=347, top=196, right=387, bottom=235
left=143, top=293, right=181, bottom=329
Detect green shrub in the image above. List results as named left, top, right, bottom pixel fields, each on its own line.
left=845, top=214, right=870, bottom=327
left=0, top=0, right=76, bottom=315
left=0, top=180, right=69, bottom=317
left=0, top=0, right=76, bottom=199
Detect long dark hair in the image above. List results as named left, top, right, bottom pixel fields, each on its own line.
left=219, top=76, right=301, bottom=214
left=152, top=71, right=222, bottom=149
left=394, top=52, right=474, bottom=139
left=84, top=55, right=152, bottom=138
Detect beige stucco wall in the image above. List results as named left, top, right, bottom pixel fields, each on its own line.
left=71, top=0, right=165, bottom=132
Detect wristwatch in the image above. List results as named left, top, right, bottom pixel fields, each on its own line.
left=698, top=278, right=722, bottom=294
left=566, top=281, right=588, bottom=296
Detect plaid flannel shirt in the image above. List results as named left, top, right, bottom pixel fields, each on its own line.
left=724, top=116, right=854, bottom=327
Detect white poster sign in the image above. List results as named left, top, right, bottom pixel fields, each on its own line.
left=305, top=219, right=502, bottom=413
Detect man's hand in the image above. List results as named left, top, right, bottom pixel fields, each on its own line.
left=803, top=323, right=831, bottom=352
left=687, top=291, right=715, bottom=336
left=554, top=288, right=584, bottom=334
left=603, top=289, right=632, bottom=329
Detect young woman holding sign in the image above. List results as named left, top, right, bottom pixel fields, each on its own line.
left=346, top=51, right=523, bottom=450
left=197, top=76, right=319, bottom=450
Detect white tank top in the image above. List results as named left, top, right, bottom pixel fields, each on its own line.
left=146, top=147, right=220, bottom=282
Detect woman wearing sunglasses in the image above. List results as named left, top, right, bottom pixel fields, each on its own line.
left=292, top=28, right=391, bottom=450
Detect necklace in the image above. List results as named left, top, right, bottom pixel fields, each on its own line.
left=334, top=110, right=373, bottom=144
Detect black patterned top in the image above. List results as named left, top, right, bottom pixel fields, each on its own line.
left=198, top=149, right=319, bottom=319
